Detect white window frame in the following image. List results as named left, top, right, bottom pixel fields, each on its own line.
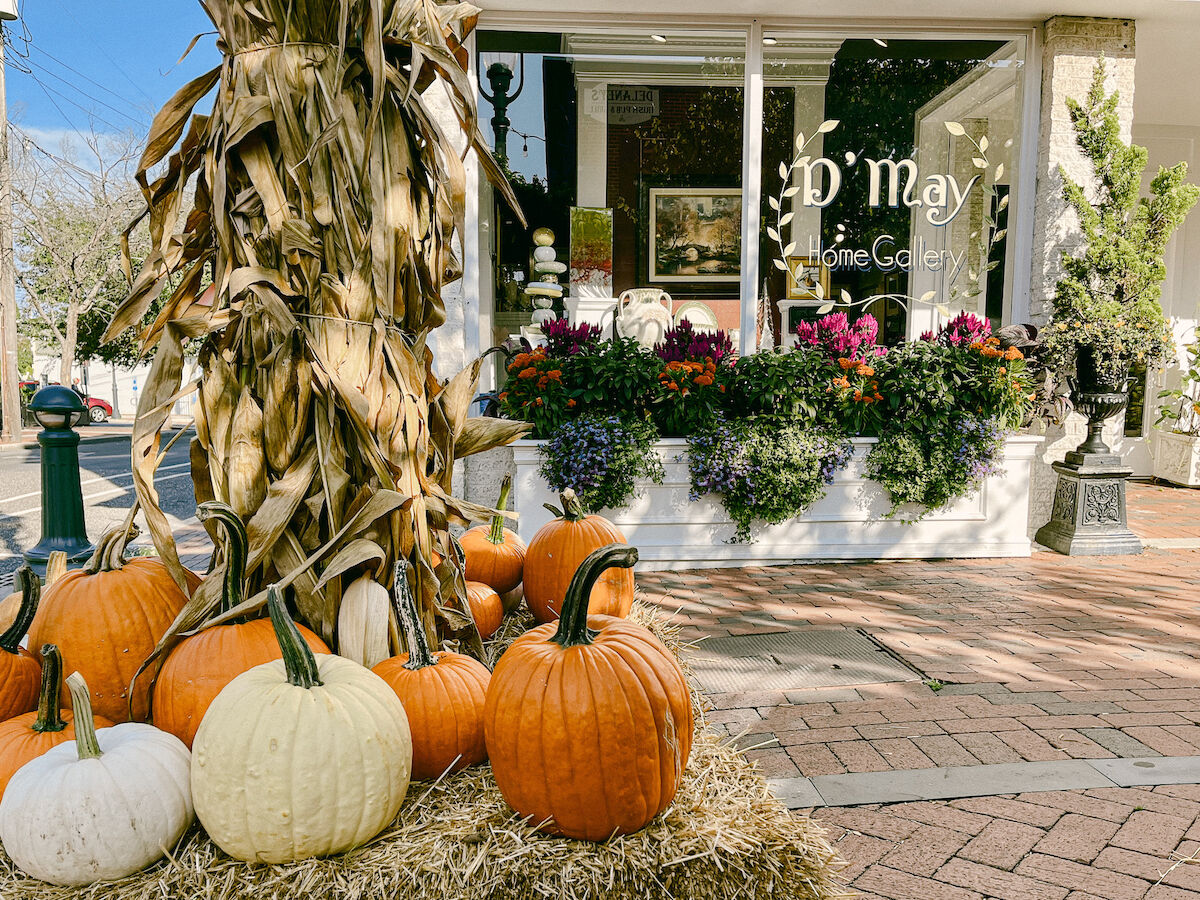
left=465, top=13, right=1043, bottom=359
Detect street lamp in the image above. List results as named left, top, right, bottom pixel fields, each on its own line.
left=24, top=385, right=93, bottom=575
left=479, top=51, right=524, bottom=167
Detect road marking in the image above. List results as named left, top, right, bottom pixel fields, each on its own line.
left=0, top=462, right=192, bottom=506
left=0, top=471, right=194, bottom=520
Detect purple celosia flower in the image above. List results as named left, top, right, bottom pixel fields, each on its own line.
left=655, top=320, right=733, bottom=365
left=924, top=312, right=991, bottom=348
left=542, top=318, right=602, bottom=357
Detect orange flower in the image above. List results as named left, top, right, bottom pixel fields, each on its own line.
left=547, top=369, right=563, bottom=380
left=668, top=381, right=679, bottom=391
left=498, top=392, right=508, bottom=400
left=969, top=342, right=984, bottom=352
left=695, top=375, right=713, bottom=386
left=873, top=392, right=883, bottom=402
left=718, top=384, right=726, bottom=392
left=537, top=376, right=549, bottom=389
left=853, top=390, right=863, bottom=402
left=511, top=352, right=531, bottom=368
left=985, top=336, right=1000, bottom=347
left=856, top=364, right=875, bottom=377
left=838, top=358, right=856, bottom=371
left=832, top=376, right=851, bottom=389
left=518, top=367, right=538, bottom=379
left=535, top=398, right=543, bottom=406
left=998, top=367, right=1007, bottom=376
left=1004, top=346, right=1023, bottom=361
left=567, top=399, right=577, bottom=408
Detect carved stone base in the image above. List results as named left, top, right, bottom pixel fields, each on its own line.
left=1034, top=453, right=1142, bottom=556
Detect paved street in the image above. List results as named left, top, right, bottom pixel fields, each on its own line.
left=0, top=425, right=197, bottom=575
left=639, top=482, right=1200, bottom=900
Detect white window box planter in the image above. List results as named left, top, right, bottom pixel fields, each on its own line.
left=1152, top=430, right=1200, bottom=488
left=510, top=435, right=1045, bottom=571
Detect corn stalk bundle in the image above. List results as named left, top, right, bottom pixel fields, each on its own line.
left=104, top=0, right=527, bottom=665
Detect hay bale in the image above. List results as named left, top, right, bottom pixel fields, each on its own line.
left=0, top=602, right=850, bottom=900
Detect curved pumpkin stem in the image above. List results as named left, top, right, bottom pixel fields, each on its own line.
left=487, top=475, right=513, bottom=545
left=32, top=644, right=67, bottom=734
left=392, top=561, right=436, bottom=670
left=81, top=527, right=132, bottom=575
left=0, top=566, right=39, bottom=655
left=551, top=544, right=639, bottom=649
left=65, top=672, right=102, bottom=760
left=196, top=501, right=248, bottom=614
left=558, top=489, right=586, bottom=523
left=268, top=584, right=323, bottom=689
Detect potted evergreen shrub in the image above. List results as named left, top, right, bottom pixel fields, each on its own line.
left=1153, top=338, right=1200, bottom=486
left=1043, top=59, right=1199, bottom=454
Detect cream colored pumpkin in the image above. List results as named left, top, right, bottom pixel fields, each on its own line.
left=0, top=672, right=193, bottom=886
left=192, top=585, right=412, bottom=864
left=337, top=573, right=391, bottom=669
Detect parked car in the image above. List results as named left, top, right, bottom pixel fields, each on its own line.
left=17, top=381, right=112, bottom=425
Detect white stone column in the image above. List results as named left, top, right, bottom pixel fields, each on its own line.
left=1027, top=17, right=1137, bottom=536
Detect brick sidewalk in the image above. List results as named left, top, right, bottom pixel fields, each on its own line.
left=637, top=484, right=1200, bottom=900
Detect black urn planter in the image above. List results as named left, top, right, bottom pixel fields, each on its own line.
left=1034, top=345, right=1141, bottom=556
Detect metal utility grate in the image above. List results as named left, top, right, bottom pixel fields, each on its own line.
left=689, top=628, right=921, bottom=693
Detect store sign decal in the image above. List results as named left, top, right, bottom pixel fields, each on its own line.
left=806, top=235, right=967, bottom=275
left=608, top=87, right=660, bottom=125
left=790, top=154, right=980, bottom=227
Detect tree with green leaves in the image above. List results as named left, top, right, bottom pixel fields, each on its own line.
left=1044, top=59, right=1200, bottom=383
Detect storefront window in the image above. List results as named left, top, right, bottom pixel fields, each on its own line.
left=762, top=37, right=1027, bottom=348
left=473, top=27, right=1028, bottom=354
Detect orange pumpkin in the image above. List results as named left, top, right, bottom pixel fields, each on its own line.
left=460, top=474, right=525, bottom=594
left=523, top=489, right=634, bottom=623
left=152, top=502, right=329, bottom=747
left=465, top=581, right=503, bottom=641
left=0, top=568, right=42, bottom=722
left=373, top=562, right=491, bottom=781
left=485, top=544, right=693, bottom=841
left=27, top=527, right=199, bottom=723
left=0, top=644, right=114, bottom=800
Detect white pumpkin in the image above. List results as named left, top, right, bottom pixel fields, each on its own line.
left=192, top=585, right=412, bottom=864
left=0, top=672, right=193, bottom=887
left=337, top=573, right=391, bottom=668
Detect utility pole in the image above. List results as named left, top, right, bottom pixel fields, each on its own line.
left=0, top=15, right=22, bottom=444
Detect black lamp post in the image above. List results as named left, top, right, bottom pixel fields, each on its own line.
left=24, top=385, right=93, bottom=576
left=479, top=54, right=524, bottom=167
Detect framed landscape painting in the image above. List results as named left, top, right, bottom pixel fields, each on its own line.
left=647, top=187, right=742, bottom=284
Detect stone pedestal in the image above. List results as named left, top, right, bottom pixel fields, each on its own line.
left=1034, top=451, right=1142, bottom=556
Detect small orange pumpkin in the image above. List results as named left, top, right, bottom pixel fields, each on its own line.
left=373, top=562, right=491, bottom=781
left=152, top=503, right=329, bottom=747
left=0, top=568, right=42, bottom=722
left=460, top=475, right=526, bottom=594
left=0, top=644, right=114, bottom=800
left=485, top=544, right=693, bottom=841
left=523, top=489, right=634, bottom=623
left=27, top=527, right=200, bottom=723
left=465, top=581, right=503, bottom=641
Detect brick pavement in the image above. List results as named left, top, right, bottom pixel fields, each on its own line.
left=636, top=482, right=1200, bottom=899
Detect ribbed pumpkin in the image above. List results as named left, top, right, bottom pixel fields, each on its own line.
left=523, top=489, right=634, bottom=623
left=0, top=567, right=42, bottom=722
left=485, top=544, right=693, bottom=841
left=460, top=474, right=525, bottom=594
left=373, top=562, right=491, bottom=781
left=191, top=585, right=412, bottom=864
left=152, top=503, right=329, bottom=747
left=0, top=645, right=114, bottom=801
left=28, top=528, right=199, bottom=723
left=465, top=581, right=503, bottom=641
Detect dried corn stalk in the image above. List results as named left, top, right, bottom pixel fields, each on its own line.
left=105, top=0, right=528, bottom=667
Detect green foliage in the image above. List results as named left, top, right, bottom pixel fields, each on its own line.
left=722, top=347, right=833, bottom=425
left=687, top=417, right=853, bottom=541
left=538, top=414, right=663, bottom=513
left=1045, top=59, right=1200, bottom=382
left=1156, top=339, right=1200, bottom=437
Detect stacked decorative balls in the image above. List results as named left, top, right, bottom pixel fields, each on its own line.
left=0, top=484, right=691, bottom=885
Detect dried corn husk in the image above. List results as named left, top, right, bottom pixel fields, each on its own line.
left=337, top=573, right=392, bottom=668
left=107, top=0, right=529, bottom=681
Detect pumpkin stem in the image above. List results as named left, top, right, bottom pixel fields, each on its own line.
left=392, top=561, right=436, bottom=670
left=81, top=528, right=130, bottom=575
left=550, top=544, right=639, bottom=649
left=559, top=489, right=586, bottom=522
left=268, top=584, right=323, bottom=689
left=196, top=501, right=248, bottom=614
left=44, top=551, right=68, bottom=587
left=65, top=672, right=103, bottom=760
left=32, top=645, right=67, bottom=734
left=487, top=475, right=512, bottom=545
left=0, top=566, right=39, bottom=655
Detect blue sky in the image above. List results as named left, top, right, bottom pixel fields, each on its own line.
left=5, top=1, right=219, bottom=147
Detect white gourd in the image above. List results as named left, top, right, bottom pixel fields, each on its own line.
left=337, top=573, right=391, bottom=668
left=0, top=672, right=193, bottom=887
left=192, top=585, right=412, bottom=864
